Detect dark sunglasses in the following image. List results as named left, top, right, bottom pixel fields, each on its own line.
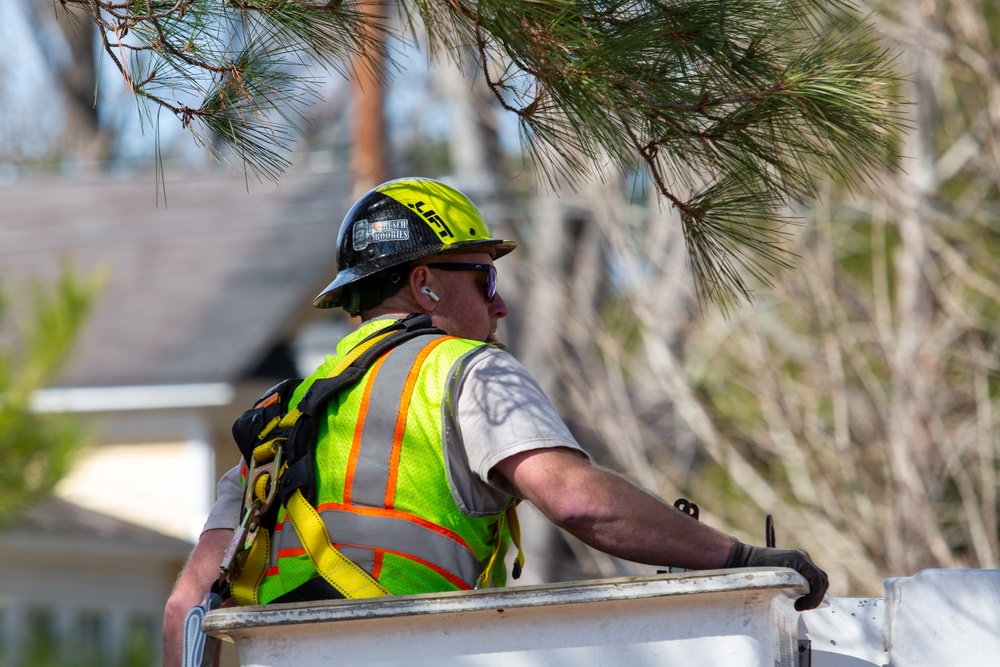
left=424, top=263, right=497, bottom=302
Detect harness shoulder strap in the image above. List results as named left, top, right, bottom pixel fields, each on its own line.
left=279, top=313, right=446, bottom=506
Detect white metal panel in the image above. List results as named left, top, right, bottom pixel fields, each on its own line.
left=885, top=568, right=1000, bottom=667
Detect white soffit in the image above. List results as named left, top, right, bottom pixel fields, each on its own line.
left=31, top=383, right=235, bottom=413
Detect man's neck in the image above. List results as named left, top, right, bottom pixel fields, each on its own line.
left=361, top=305, right=424, bottom=322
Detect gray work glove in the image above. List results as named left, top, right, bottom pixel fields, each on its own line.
left=725, top=541, right=829, bottom=611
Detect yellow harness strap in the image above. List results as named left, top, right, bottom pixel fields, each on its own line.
left=507, top=501, right=526, bottom=578
left=274, top=328, right=397, bottom=436
left=230, top=524, right=270, bottom=606
left=285, top=488, right=390, bottom=598
left=231, top=330, right=394, bottom=604
left=476, top=500, right=526, bottom=588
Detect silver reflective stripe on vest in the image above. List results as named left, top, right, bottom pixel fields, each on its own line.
left=339, top=544, right=376, bottom=574
left=266, top=530, right=377, bottom=579
left=272, top=508, right=482, bottom=587
left=349, top=336, right=431, bottom=508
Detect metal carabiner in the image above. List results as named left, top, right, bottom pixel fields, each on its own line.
left=219, top=499, right=261, bottom=580
left=239, top=443, right=285, bottom=555
left=243, top=441, right=285, bottom=515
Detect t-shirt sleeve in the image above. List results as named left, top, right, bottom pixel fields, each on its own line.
left=201, top=463, right=243, bottom=533
left=455, top=347, right=589, bottom=495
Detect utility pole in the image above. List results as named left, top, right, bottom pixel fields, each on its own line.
left=350, top=5, right=386, bottom=198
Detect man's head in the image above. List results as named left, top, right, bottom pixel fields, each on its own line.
left=313, top=178, right=517, bottom=340
left=402, top=251, right=509, bottom=342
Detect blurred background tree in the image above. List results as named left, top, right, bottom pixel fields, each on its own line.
left=0, top=267, right=102, bottom=526
left=512, top=0, right=1000, bottom=596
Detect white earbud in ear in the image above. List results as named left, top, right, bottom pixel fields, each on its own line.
left=421, top=286, right=441, bottom=302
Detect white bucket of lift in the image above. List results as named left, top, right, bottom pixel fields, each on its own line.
left=203, top=568, right=808, bottom=667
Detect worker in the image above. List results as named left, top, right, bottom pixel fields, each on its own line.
left=163, top=177, right=828, bottom=665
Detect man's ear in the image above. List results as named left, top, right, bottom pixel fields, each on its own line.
left=409, top=265, right=438, bottom=311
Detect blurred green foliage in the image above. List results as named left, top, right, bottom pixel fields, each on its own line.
left=0, top=266, right=103, bottom=526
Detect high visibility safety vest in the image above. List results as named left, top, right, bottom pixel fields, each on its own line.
left=246, top=318, right=512, bottom=605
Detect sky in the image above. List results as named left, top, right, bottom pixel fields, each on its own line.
left=0, top=2, right=522, bottom=181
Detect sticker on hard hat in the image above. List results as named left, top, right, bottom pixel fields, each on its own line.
left=352, top=219, right=410, bottom=250
left=406, top=201, right=455, bottom=239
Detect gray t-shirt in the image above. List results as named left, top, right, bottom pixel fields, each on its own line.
left=202, top=346, right=585, bottom=532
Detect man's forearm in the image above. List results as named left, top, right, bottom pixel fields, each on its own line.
left=163, top=528, right=233, bottom=667
left=496, top=447, right=829, bottom=610
left=567, top=471, right=735, bottom=569
left=516, top=454, right=733, bottom=569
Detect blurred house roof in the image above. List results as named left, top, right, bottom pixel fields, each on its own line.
left=0, top=496, right=193, bottom=559
left=0, top=166, right=352, bottom=388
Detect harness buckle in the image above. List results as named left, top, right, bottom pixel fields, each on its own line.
left=244, top=441, right=285, bottom=517
left=219, top=500, right=258, bottom=581
left=219, top=443, right=286, bottom=583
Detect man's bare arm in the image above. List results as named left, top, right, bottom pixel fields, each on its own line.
left=495, top=447, right=734, bottom=569
left=162, top=528, right=233, bottom=667
left=495, top=447, right=828, bottom=609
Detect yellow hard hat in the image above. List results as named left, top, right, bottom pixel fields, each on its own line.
left=313, top=178, right=517, bottom=311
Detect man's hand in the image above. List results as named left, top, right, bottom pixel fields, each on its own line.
left=725, top=541, right=829, bottom=611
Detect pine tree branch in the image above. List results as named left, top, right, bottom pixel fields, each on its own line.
left=63, top=0, right=903, bottom=303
